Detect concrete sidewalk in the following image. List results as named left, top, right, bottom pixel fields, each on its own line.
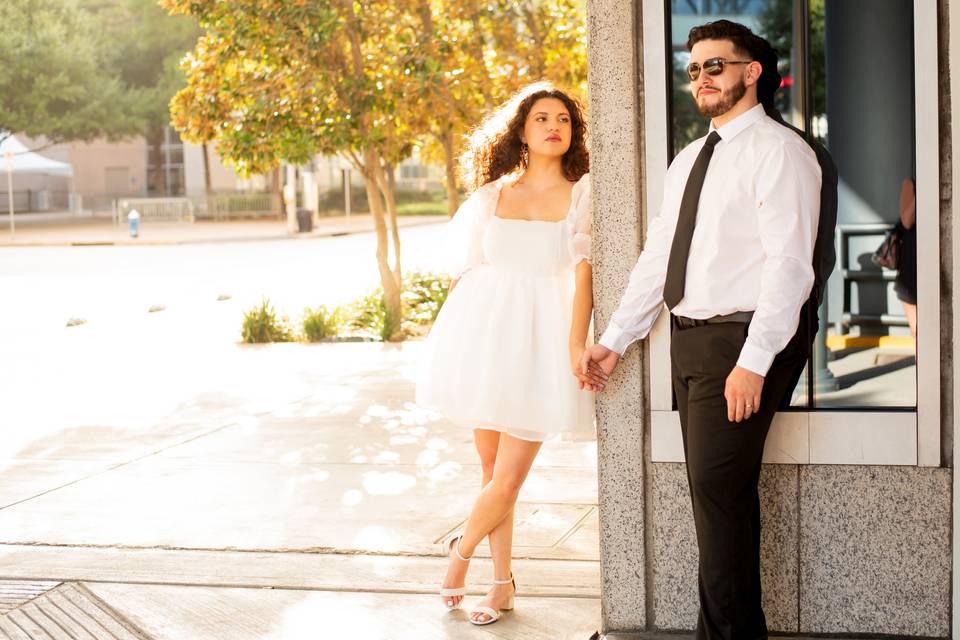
left=0, top=212, right=446, bottom=247
left=0, top=342, right=601, bottom=639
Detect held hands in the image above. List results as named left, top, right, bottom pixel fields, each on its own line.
left=570, top=343, right=610, bottom=391
left=575, top=344, right=620, bottom=392
left=724, top=366, right=764, bottom=422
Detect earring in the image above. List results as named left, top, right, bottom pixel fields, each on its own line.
left=521, top=142, right=529, bottom=167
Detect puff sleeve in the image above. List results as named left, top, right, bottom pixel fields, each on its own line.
left=569, top=173, right=592, bottom=265
left=441, top=182, right=496, bottom=278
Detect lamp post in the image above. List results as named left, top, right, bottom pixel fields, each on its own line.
left=4, top=151, right=14, bottom=240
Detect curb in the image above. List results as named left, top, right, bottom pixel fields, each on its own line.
left=0, top=216, right=446, bottom=248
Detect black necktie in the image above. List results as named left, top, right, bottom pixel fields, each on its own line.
left=663, top=130, right=722, bottom=310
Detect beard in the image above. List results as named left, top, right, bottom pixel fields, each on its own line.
left=695, top=79, right=747, bottom=118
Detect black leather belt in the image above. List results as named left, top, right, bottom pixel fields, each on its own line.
left=673, top=311, right=754, bottom=330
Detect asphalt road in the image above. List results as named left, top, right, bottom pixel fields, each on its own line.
left=0, top=224, right=448, bottom=452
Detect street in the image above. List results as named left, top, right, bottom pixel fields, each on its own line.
left=0, top=224, right=449, bottom=450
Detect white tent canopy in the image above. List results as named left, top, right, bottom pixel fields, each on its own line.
left=0, top=134, right=73, bottom=177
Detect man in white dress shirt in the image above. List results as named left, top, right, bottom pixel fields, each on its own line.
left=582, top=20, right=821, bottom=640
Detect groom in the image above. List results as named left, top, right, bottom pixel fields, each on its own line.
left=583, top=20, right=821, bottom=639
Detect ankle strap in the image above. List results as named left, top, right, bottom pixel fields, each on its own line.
left=492, top=573, right=514, bottom=585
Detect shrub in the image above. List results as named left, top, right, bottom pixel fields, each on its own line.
left=302, top=305, right=343, bottom=341
left=346, top=291, right=402, bottom=341
left=242, top=298, right=295, bottom=343
left=403, top=271, right=451, bottom=324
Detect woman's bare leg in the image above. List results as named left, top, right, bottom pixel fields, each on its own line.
left=455, top=434, right=540, bottom=621
left=473, top=430, right=516, bottom=622
left=459, top=434, right=541, bottom=555
left=440, top=428, right=502, bottom=608
left=475, top=431, right=515, bottom=583
left=903, top=301, right=917, bottom=340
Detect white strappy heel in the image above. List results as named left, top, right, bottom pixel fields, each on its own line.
left=439, top=533, right=471, bottom=610
left=469, top=574, right=516, bottom=625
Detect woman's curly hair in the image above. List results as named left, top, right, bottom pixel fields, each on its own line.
left=460, top=82, right=589, bottom=192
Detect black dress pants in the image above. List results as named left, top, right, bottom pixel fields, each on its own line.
left=671, top=315, right=807, bottom=640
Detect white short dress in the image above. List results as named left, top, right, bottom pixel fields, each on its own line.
left=415, top=173, right=595, bottom=442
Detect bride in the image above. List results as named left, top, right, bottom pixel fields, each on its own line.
left=416, top=82, right=604, bottom=626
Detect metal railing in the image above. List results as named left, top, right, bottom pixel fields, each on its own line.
left=0, top=190, right=72, bottom=213
left=196, top=193, right=276, bottom=220
left=114, top=197, right=195, bottom=224
left=835, top=223, right=908, bottom=333
left=112, top=193, right=279, bottom=224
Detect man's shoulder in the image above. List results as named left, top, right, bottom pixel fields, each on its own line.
left=752, top=115, right=817, bottom=158
left=670, top=135, right=706, bottom=169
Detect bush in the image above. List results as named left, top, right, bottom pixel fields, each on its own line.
left=403, top=271, right=451, bottom=324
left=318, top=187, right=453, bottom=217
left=302, top=305, right=343, bottom=341
left=242, top=299, right=295, bottom=343
left=347, top=291, right=402, bottom=341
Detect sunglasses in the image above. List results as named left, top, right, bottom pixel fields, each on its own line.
left=686, top=57, right=753, bottom=81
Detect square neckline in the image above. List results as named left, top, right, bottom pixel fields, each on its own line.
left=491, top=176, right=576, bottom=224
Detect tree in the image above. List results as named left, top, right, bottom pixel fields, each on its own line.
left=82, top=0, right=201, bottom=195
left=406, top=0, right=588, bottom=216
left=163, top=0, right=419, bottom=340
left=0, top=0, right=142, bottom=146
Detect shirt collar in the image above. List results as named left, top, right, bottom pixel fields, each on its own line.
left=709, top=103, right=765, bottom=143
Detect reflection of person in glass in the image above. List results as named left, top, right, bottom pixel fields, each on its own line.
left=582, top=21, right=820, bottom=639
left=895, top=178, right=918, bottom=338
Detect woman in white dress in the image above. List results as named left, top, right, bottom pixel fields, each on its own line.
left=416, top=82, right=605, bottom=626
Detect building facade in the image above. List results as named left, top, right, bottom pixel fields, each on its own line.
left=586, top=0, right=956, bottom=636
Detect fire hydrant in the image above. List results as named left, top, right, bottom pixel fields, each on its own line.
left=128, top=209, right=141, bottom=238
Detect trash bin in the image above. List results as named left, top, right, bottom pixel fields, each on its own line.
left=296, top=208, right=313, bottom=233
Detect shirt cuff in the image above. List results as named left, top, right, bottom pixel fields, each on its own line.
left=736, top=339, right=775, bottom=377
left=599, top=320, right=637, bottom=355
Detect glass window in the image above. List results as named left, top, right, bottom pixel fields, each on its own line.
left=667, top=0, right=918, bottom=410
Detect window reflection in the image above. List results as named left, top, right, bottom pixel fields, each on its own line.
left=667, top=0, right=918, bottom=409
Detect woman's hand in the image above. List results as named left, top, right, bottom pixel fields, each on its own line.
left=570, top=342, right=610, bottom=391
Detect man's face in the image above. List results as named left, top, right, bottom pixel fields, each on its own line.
left=688, top=39, right=751, bottom=118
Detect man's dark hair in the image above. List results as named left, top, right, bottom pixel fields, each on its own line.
left=687, top=19, right=782, bottom=108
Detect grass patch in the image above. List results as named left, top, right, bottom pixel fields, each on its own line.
left=242, top=298, right=295, bottom=343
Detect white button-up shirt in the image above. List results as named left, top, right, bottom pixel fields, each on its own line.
left=599, top=103, right=821, bottom=376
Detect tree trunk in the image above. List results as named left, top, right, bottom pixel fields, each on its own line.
left=270, top=166, right=282, bottom=217
left=363, top=147, right=403, bottom=341
left=439, top=129, right=459, bottom=217
left=201, top=142, right=213, bottom=195
left=380, top=162, right=401, bottom=284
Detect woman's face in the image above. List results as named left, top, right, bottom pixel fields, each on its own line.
left=522, top=97, right=573, bottom=159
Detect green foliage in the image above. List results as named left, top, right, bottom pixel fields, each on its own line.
left=346, top=271, right=450, bottom=339
left=346, top=291, right=401, bottom=342
left=83, top=0, right=202, bottom=130
left=403, top=272, right=451, bottom=324
left=318, top=187, right=449, bottom=217
left=239, top=271, right=450, bottom=343
left=241, top=298, right=295, bottom=343
left=759, top=0, right=827, bottom=138
left=302, top=305, right=343, bottom=341
left=0, top=0, right=144, bottom=143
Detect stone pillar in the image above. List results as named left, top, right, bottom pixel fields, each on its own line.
left=587, top=0, right=648, bottom=632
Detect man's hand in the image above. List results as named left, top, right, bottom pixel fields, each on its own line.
left=579, top=344, right=620, bottom=392
left=571, top=343, right=609, bottom=391
left=724, top=366, right=764, bottom=422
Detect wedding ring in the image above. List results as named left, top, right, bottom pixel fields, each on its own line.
left=745, top=404, right=753, bottom=409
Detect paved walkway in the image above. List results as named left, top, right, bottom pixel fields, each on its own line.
left=0, top=342, right=601, bottom=639
left=0, top=212, right=446, bottom=247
